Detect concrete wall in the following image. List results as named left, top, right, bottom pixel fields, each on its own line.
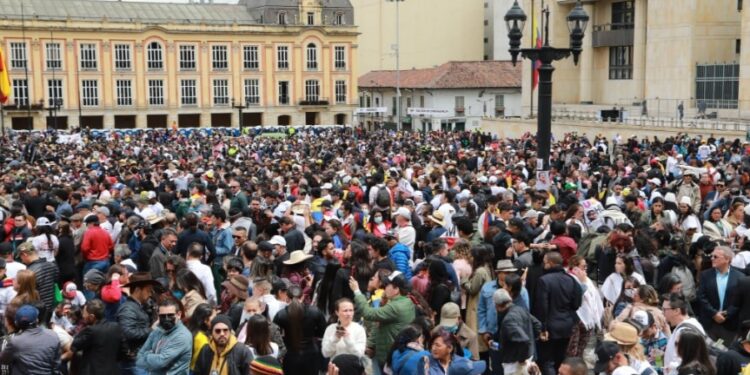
left=351, top=0, right=484, bottom=75
left=480, top=118, right=745, bottom=141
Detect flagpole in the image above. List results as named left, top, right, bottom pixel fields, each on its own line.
left=22, top=3, right=31, bottom=129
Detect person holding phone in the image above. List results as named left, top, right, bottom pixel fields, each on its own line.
left=322, top=298, right=367, bottom=359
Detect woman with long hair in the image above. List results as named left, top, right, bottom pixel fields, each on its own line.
left=426, top=260, right=453, bottom=325
left=367, top=208, right=392, bottom=238
left=32, top=218, right=58, bottom=262
left=272, top=285, right=327, bottom=375
left=566, top=255, right=603, bottom=358
left=461, top=244, right=493, bottom=333
left=450, top=239, right=472, bottom=314
left=56, top=222, right=78, bottom=284
left=330, top=240, right=373, bottom=309
left=565, top=203, right=588, bottom=235
left=702, top=206, right=731, bottom=243
left=611, top=276, right=642, bottom=319
left=187, top=303, right=215, bottom=371
left=615, top=284, right=671, bottom=335
left=640, top=197, right=671, bottom=228
left=174, top=268, right=207, bottom=318
left=321, top=298, right=366, bottom=358
left=676, top=330, right=716, bottom=375
left=388, top=325, right=430, bottom=375
left=10, top=270, right=40, bottom=308
left=677, top=197, right=702, bottom=233
left=725, top=201, right=745, bottom=233
left=244, top=314, right=279, bottom=358
left=601, top=253, right=646, bottom=305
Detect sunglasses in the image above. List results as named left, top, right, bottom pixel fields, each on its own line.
left=233, top=235, right=243, bottom=239
left=158, top=313, right=176, bottom=320
left=213, top=328, right=230, bottom=334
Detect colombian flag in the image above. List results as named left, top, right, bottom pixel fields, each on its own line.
left=0, top=45, right=10, bottom=104
left=531, top=15, right=542, bottom=89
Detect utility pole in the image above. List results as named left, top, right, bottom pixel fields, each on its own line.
left=387, top=0, right=402, bottom=131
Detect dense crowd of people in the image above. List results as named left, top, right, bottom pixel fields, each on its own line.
left=2, top=127, right=750, bottom=375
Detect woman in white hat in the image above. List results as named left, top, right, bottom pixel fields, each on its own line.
left=676, top=196, right=702, bottom=234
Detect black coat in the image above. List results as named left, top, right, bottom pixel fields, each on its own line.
left=193, top=341, right=254, bottom=375
left=735, top=275, right=750, bottom=326
left=72, top=321, right=126, bottom=375
left=497, top=304, right=541, bottom=363
left=116, top=297, right=152, bottom=355
left=696, top=267, right=743, bottom=330
left=532, top=267, right=582, bottom=339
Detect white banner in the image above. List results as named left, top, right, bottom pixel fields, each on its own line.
left=407, top=108, right=455, bottom=117
left=355, top=107, right=387, bottom=114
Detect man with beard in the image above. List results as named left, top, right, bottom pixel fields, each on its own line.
left=193, top=314, right=254, bottom=375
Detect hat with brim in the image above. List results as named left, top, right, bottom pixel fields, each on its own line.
left=283, top=250, right=313, bottom=265
left=222, top=275, right=249, bottom=296
left=604, top=321, right=639, bottom=346
left=428, top=211, right=446, bottom=227
left=494, top=259, right=518, bottom=272
left=122, top=272, right=162, bottom=289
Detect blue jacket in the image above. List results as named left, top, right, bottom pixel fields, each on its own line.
left=389, top=243, right=413, bottom=280
left=211, top=225, right=234, bottom=264
left=418, top=354, right=486, bottom=375
left=391, top=347, right=430, bottom=375
left=478, top=280, right=530, bottom=336
left=136, top=322, right=192, bottom=375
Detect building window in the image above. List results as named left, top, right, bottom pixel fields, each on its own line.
left=611, top=1, right=635, bottom=29
left=278, top=81, right=289, bottom=105
left=335, top=80, right=346, bottom=104
left=46, top=43, right=62, bottom=70
left=146, top=41, right=164, bottom=71
left=48, top=79, right=63, bottom=107
left=115, top=80, right=132, bottom=106
left=307, top=12, right=314, bottom=25
left=277, top=46, right=289, bottom=70
left=419, top=95, right=424, bottom=107
left=81, top=79, right=99, bottom=106
left=278, top=12, right=287, bottom=25
left=392, top=97, right=397, bottom=115
left=334, top=12, right=345, bottom=25
left=179, top=45, right=196, bottom=71
left=737, top=39, right=742, bottom=54
left=696, top=63, right=740, bottom=109
left=148, top=79, right=165, bottom=106
left=244, top=79, right=260, bottom=105
left=305, top=80, right=320, bottom=101
left=243, top=45, right=259, bottom=70
left=181, top=79, right=197, bottom=106
left=455, top=96, right=465, bottom=114
left=12, top=79, right=28, bottom=106
left=212, top=45, right=228, bottom=70
left=609, top=46, right=633, bottom=80
left=367, top=97, right=372, bottom=107
left=213, top=79, right=229, bottom=106
left=9, top=42, right=27, bottom=70
left=114, top=44, right=131, bottom=71
left=306, top=43, right=318, bottom=70
left=495, top=94, right=505, bottom=116
left=334, top=46, right=346, bottom=70
left=80, top=43, right=98, bottom=70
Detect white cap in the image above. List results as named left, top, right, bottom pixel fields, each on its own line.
left=664, top=192, right=677, bottom=204
left=269, top=235, right=287, bottom=247
left=605, top=197, right=619, bottom=208
left=392, top=207, right=411, bottom=221
left=321, top=183, right=333, bottom=190
left=478, top=176, right=488, bottom=184
left=679, top=196, right=692, bottom=207
left=648, top=178, right=661, bottom=186
left=147, top=191, right=157, bottom=199
left=35, top=217, right=52, bottom=227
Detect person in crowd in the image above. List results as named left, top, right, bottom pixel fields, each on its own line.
left=594, top=341, right=640, bottom=375
left=187, top=303, right=216, bottom=371
left=533, top=251, right=582, bottom=375
left=71, top=299, right=124, bottom=375
left=436, top=302, right=479, bottom=360
left=136, top=298, right=192, bottom=374
left=273, top=285, right=327, bottom=375
left=493, top=288, right=541, bottom=374
left=350, top=271, right=415, bottom=374
left=193, top=314, right=254, bottom=375
left=461, top=244, right=493, bottom=335
left=220, top=274, right=250, bottom=329
left=117, top=272, right=160, bottom=374
left=185, top=242, right=217, bottom=303
left=244, top=314, right=280, bottom=358
left=388, top=325, right=430, bottom=375
left=675, top=330, right=716, bottom=375
left=175, top=268, right=207, bottom=318
left=417, top=327, right=486, bottom=375
left=696, top=245, right=742, bottom=343
left=602, top=253, right=647, bottom=306
left=604, top=321, right=656, bottom=374
left=17, top=242, right=58, bottom=322
left=567, top=255, right=604, bottom=358
left=81, top=213, right=114, bottom=274
left=716, top=329, right=750, bottom=375
left=322, top=298, right=367, bottom=358
left=0, top=304, right=60, bottom=374
left=662, top=293, right=705, bottom=375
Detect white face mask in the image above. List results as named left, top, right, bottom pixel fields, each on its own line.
left=374, top=216, right=383, bottom=224
left=624, top=288, right=635, bottom=298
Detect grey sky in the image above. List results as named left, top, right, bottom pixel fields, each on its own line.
left=110, top=0, right=238, bottom=3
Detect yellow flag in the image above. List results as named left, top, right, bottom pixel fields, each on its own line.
left=0, top=45, right=11, bottom=104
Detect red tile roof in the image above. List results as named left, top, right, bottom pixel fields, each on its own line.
left=358, top=61, right=522, bottom=90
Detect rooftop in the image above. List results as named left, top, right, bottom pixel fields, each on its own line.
left=358, top=61, right=522, bottom=90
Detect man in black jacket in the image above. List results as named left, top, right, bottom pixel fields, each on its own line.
left=194, top=314, right=254, bottom=375
left=72, top=299, right=126, bottom=375
left=117, top=272, right=160, bottom=375
left=532, top=251, right=583, bottom=375
left=494, top=288, right=541, bottom=374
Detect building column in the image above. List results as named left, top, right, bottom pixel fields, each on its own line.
left=632, top=0, right=647, bottom=103
left=577, top=3, right=595, bottom=104
left=740, top=7, right=750, bottom=117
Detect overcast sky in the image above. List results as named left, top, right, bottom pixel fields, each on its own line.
left=111, top=0, right=238, bottom=3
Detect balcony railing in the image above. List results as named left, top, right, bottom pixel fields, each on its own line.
left=592, top=23, right=634, bottom=48
left=299, top=97, right=329, bottom=106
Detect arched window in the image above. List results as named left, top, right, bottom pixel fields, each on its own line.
left=146, top=41, right=163, bottom=71
left=306, top=43, right=318, bottom=70
left=278, top=12, right=287, bottom=25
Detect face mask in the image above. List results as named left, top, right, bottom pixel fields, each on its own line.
left=362, top=209, right=369, bottom=217
left=374, top=216, right=383, bottom=224
left=159, top=315, right=177, bottom=331
left=337, top=209, right=344, bottom=218
left=624, top=289, right=635, bottom=298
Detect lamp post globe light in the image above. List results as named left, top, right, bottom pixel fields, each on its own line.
left=504, top=0, right=589, bottom=171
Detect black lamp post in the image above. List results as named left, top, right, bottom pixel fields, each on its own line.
left=505, top=0, right=589, bottom=171
left=231, top=98, right=246, bottom=130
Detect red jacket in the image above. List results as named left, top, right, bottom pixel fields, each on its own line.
left=80, top=225, right=113, bottom=261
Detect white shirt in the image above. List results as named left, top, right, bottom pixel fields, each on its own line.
left=5, top=261, right=25, bottom=279
left=664, top=318, right=704, bottom=375
left=600, top=272, right=647, bottom=304
left=321, top=322, right=367, bottom=358
left=31, top=234, right=59, bottom=262
left=437, top=203, right=456, bottom=231
left=261, top=294, right=286, bottom=321
left=186, top=259, right=217, bottom=303
left=397, top=225, right=416, bottom=252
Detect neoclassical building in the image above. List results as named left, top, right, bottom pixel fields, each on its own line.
left=0, top=0, right=358, bottom=130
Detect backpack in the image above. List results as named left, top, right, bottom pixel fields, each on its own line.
left=578, top=232, right=605, bottom=263
left=376, top=186, right=391, bottom=208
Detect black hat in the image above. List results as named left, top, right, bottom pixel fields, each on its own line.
left=331, top=354, right=366, bottom=375
left=258, top=241, right=274, bottom=252
left=83, top=214, right=99, bottom=224
left=594, top=341, right=621, bottom=373
left=210, top=314, right=233, bottom=330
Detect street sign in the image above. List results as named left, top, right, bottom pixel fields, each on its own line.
left=355, top=107, right=387, bottom=114
left=406, top=108, right=455, bottom=117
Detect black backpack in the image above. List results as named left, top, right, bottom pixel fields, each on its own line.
left=376, top=186, right=391, bottom=208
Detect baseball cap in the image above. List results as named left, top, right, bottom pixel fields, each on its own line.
left=380, top=270, right=408, bottom=291
left=269, top=235, right=286, bottom=247
left=594, top=341, right=621, bottom=373
left=258, top=241, right=274, bottom=252
left=439, top=302, right=461, bottom=328
left=63, top=281, right=78, bottom=299
left=391, top=207, right=411, bottom=220
left=14, top=304, right=39, bottom=329
left=35, top=217, right=53, bottom=227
